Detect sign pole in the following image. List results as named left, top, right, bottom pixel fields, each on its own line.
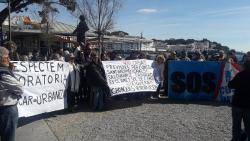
left=8, top=0, right=11, bottom=41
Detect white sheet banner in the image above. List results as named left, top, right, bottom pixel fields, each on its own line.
left=102, top=59, right=158, bottom=96
left=12, top=61, right=71, bottom=117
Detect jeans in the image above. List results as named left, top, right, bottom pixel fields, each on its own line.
left=0, top=105, right=18, bottom=141
left=232, top=106, right=250, bottom=141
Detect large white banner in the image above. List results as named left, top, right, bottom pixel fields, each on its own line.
left=102, top=59, right=158, bottom=96
left=12, top=61, right=71, bottom=117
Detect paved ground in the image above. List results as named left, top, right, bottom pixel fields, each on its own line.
left=17, top=97, right=232, bottom=141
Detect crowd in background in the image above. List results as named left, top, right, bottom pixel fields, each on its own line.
left=1, top=40, right=250, bottom=141
left=1, top=40, right=248, bottom=109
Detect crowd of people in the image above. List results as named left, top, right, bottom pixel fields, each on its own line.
left=0, top=40, right=250, bottom=141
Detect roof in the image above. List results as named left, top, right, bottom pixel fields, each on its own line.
left=50, top=21, right=75, bottom=34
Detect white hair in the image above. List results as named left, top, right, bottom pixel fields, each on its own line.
left=0, top=47, right=9, bottom=61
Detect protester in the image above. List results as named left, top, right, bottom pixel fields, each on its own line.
left=193, top=51, right=205, bottom=61
left=228, top=49, right=238, bottom=63
left=85, top=51, right=110, bottom=110
left=151, top=54, right=166, bottom=99
left=40, top=41, right=49, bottom=58
left=66, top=53, right=80, bottom=112
left=126, top=52, right=138, bottom=60
left=163, top=51, right=179, bottom=96
left=138, top=52, right=147, bottom=59
left=101, top=52, right=110, bottom=61
left=31, top=50, right=40, bottom=61
left=0, top=47, right=23, bottom=141
left=218, top=50, right=227, bottom=62
left=180, top=51, right=191, bottom=61
left=228, top=54, right=250, bottom=141
left=51, top=53, right=61, bottom=61
left=4, top=41, right=20, bottom=61
left=20, top=55, right=29, bottom=61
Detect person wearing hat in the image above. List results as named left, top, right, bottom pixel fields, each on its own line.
left=228, top=54, right=250, bottom=141
left=66, top=53, right=80, bottom=112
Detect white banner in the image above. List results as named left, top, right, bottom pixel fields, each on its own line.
left=12, top=61, right=71, bottom=117
left=102, top=59, right=158, bottom=96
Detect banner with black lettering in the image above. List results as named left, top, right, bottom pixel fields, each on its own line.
left=168, top=61, right=222, bottom=101
left=12, top=61, right=71, bottom=117
left=102, top=59, right=158, bottom=96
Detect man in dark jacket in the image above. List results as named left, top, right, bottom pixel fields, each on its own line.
left=0, top=47, right=23, bottom=141
left=228, top=55, right=250, bottom=141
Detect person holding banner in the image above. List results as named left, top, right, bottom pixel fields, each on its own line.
left=228, top=55, right=250, bottom=141
left=86, top=51, right=110, bottom=110
left=0, top=47, right=23, bottom=141
left=66, top=53, right=80, bottom=112
left=163, top=51, right=179, bottom=96
left=151, top=54, right=166, bottom=99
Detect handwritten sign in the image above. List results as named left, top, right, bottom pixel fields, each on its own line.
left=102, top=59, right=158, bottom=96
left=12, top=61, right=71, bottom=117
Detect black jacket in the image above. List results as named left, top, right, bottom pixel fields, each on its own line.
left=85, top=62, right=108, bottom=87
left=228, top=69, right=250, bottom=109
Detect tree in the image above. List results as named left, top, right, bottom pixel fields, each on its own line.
left=0, top=0, right=76, bottom=25
left=74, top=0, right=122, bottom=53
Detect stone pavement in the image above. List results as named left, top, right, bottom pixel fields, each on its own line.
left=17, top=119, right=58, bottom=141
left=16, top=98, right=232, bottom=141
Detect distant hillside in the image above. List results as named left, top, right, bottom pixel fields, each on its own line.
left=152, top=38, right=230, bottom=52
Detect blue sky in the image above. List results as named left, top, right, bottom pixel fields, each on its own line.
left=1, top=0, right=250, bottom=52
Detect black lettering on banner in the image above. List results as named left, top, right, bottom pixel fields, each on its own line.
left=48, top=92, right=53, bottom=102
left=28, top=62, right=34, bottom=72
left=55, top=74, right=59, bottom=83
left=171, top=71, right=186, bottom=93
left=36, top=95, right=42, bottom=105
left=45, top=62, right=50, bottom=71
left=28, top=96, right=33, bottom=105
left=42, top=93, right=48, bottom=103
left=18, top=90, right=64, bottom=106
left=42, top=75, right=46, bottom=84
left=39, top=62, right=45, bottom=72
left=50, top=62, right=55, bottom=72
left=202, top=72, right=216, bottom=93
left=33, top=62, right=39, bottom=72
left=35, top=76, right=42, bottom=85
left=187, top=72, right=201, bottom=93
left=20, top=61, right=27, bottom=72
left=57, top=63, right=64, bottom=71
left=48, top=75, right=53, bottom=84
left=27, top=76, right=34, bottom=86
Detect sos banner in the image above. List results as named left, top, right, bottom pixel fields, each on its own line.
left=168, top=61, right=222, bottom=101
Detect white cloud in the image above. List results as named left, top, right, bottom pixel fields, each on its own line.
left=197, top=6, right=250, bottom=17
left=137, top=8, right=158, bottom=14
